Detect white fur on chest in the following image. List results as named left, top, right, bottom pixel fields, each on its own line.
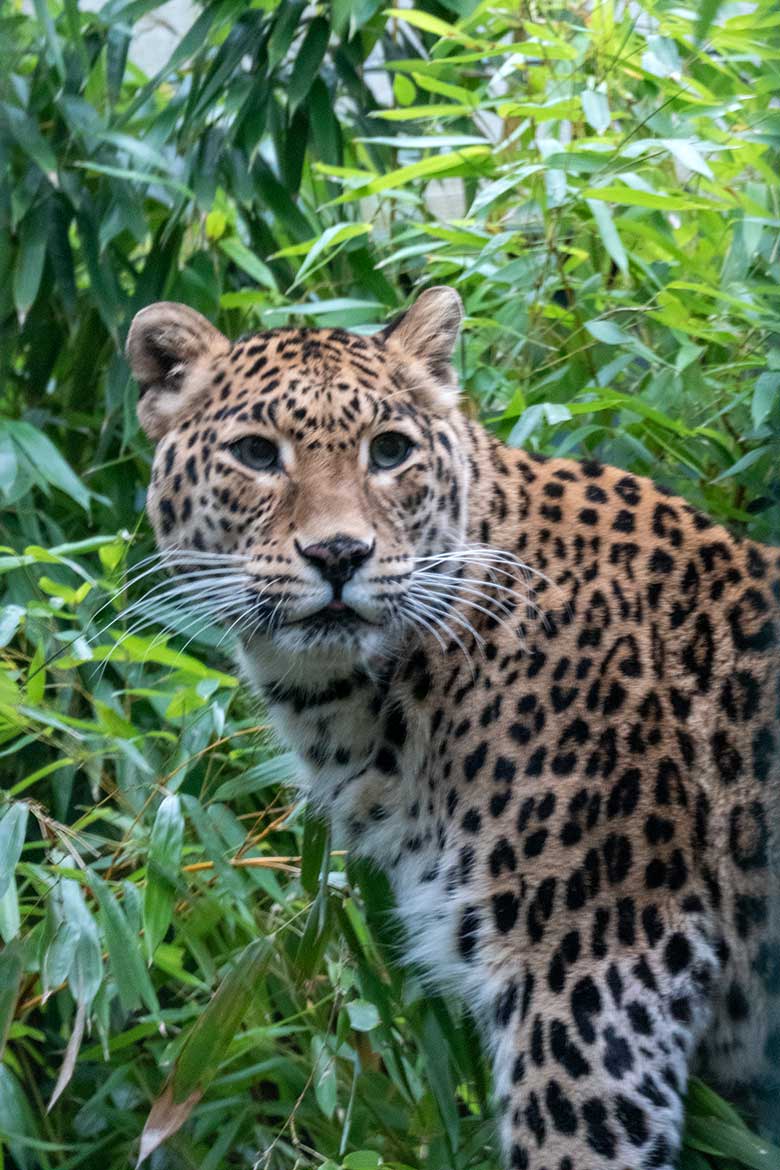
left=237, top=636, right=488, bottom=1012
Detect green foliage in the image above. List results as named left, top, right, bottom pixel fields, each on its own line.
left=1, top=0, right=779, bottom=1166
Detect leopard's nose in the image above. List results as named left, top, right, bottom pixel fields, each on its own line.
left=296, top=535, right=375, bottom=586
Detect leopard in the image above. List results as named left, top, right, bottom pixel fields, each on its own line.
left=126, top=287, right=780, bottom=1170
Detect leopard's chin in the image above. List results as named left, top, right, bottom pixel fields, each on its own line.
left=242, top=616, right=396, bottom=672
left=284, top=603, right=380, bottom=631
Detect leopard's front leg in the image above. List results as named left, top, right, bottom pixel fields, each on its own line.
left=479, top=902, right=719, bottom=1170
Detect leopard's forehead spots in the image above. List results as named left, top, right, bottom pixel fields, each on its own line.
left=203, top=327, right=415, bottom=443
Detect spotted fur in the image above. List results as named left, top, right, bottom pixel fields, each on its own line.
left=128, top=289, right=780, bottom=1170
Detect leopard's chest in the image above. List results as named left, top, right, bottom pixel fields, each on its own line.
left=262, top=665, right=490, bottom=1003
left=268, top=677, right=435, bottom=865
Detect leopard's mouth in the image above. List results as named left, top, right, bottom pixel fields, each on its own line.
left=285, top=601, right=381, bottom=629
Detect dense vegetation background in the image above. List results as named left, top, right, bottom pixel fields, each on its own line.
left=1, top=0, right=779, bottom=1166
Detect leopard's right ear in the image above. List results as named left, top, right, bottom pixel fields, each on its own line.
left=126, top=302, right=230, bottom=442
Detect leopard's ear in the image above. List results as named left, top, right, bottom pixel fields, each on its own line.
left=381, top=286, right=463, bottom=409
left=126, top=302, right=230, bottom=442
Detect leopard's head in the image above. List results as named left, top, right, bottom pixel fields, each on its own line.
left=127, top=288, right=471, bottom=671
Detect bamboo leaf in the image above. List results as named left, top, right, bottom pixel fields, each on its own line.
left=300, top=815, right=328, bottom=896
left=329, top=146, right=489, bottom=203
left=370, top=102, right=475, bottom=121
left=90, top=872, right=159, bottom=1016
left=585, top=319, right=632, bottom=345
left=751, top=372, right=780, bottom=429
left=384, top=7, right=482, bottom=47
left=0, top=103, right=58, bottom=181
left=72, top=161, right=194, bottom=198
left=13, top=205, right=48, bottom=324
left=288, top=17, right=330, bottom=110
left=292, top=222, right=373, bottom=282
left=393, top=73, right=416, bottom=106
left=0, top=804, right=28, bottom=900
left=713, top=447, right=768, bottom=482
left=143, top=795, right=184, bottom=960
left=268, top=0, right=306, bottom=70
left=8, top=421, right=91, bottom=510
left=312, top=1034, right=337, bottom=1118
left=581, top=89, right=610, bottom=134
left=685, top=1114, right=780, bottom=1168
left=411, top=72, right=474, bottom=105
left=662, top=138, right=714, bottom=180
left=695, top=0, right=725, bottom=43
left=0, top=941, right=22, bottom=1060
left=346, top=999, right=380, bottom=1031
left=26, top=641, right=45, bottom=705
left=219, top=238, right=277, bottom=291
left=170, top=938, right=271, bottom=1101
left=582, top=186, right=719, bottom=211
left=587, top=198, right=628, bottom=274
left=343, top=1151, right=381, bottom=1169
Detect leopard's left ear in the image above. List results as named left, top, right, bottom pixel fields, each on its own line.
left=381, top=286, right=463, bottom=409
left=126, top=302, right=230, bottom=442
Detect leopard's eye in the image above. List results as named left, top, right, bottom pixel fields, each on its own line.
left=369, top=432, right=414, bottom=471
left=228, top=435, right=279, bottom=471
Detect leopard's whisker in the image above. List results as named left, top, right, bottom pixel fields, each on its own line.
left=144, top=605, right=238, bottom=664
left=88, top=584, right=247, bottom=653
left=412, top=578, right=517, bottom=624
left=417, top=575, right=545, bottom=627
left=411, top=570, right=531, bottom=608
left=114, top=582, right=265, bottom=672
left=410, top=580, right=522, bottom=643
left=115, top=547, right=248, bottom=587
left=406, top=587, right=487, bottom=650
left=91, top=561, right=250, bottom=626
left=92, top=581, right=254, bottom=684
left=403, top=605, right=448, bottom=652
left=110, top=575, right=251, bottom=623
left=414, top=545, right=554, bottom=590
left=426, top=555, right=545, bottom=592
left=103, top=589, right=250, bottom=645
left=96, top=597, right=239, bottom=675
left=402, top=596, right=479, bottom=674
left=213, top=581, right=283, bottom=650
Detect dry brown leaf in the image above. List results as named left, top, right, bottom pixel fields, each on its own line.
left=136, top=1081, right=202, bottom=1167
left=47, top=998, right=86, bottom=1112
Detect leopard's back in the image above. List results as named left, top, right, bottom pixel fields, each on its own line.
left=452, top=447, right=780, bottom=1077
left=378, top=445, right=780, bottom=1167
